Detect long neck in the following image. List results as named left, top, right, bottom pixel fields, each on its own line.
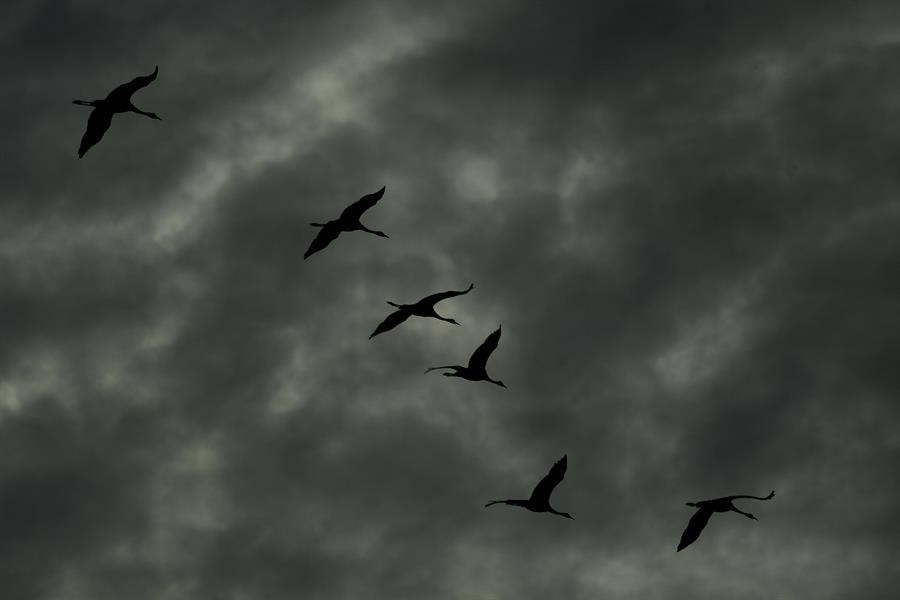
left=359, top=224, right=386, bottom=237
left=730, top=507, right=754, bottom=518
left=128, top=105, right=158, bottom=119
left=549, top=507, right=574, bottom=520
left=487, top=376, right=506, bottom=388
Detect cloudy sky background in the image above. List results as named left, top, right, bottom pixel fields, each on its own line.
left=2, top=1, right=900, bottom=598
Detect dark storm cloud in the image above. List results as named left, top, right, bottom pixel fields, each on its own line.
left=0, top=399, right=164, bottom=599
left=2, top=0, right=900, bottom=598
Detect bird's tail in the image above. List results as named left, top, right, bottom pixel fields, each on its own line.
left=485, top=499, right=528, bottom=508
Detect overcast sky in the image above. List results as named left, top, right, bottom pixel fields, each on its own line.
left=2, top=1, right=900, bottom=598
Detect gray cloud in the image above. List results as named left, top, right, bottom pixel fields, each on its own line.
left=2, top=1, right=899, bottom=598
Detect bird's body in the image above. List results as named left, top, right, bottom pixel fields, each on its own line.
left=425, top=325, right=505, bottom=387
left=677, top=490, right=775, bottom=551
left=485, top=455, right=574, bottom=520
left=304, top=186, right=389, bottom=259
left=369, top=284, right=474, bottom=338
left=73, top=66, right=162, bottom=158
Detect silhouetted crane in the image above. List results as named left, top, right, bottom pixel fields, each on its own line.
left=677, top=490, right=775, bottom=551
left=73, top=66, right=162, bottom=158
left=370, top=283, right=474, bottom=339
left=425, top=325, right=505, bottom=387
left=485, top=455, right=574, bottom=519
left=304, top=186, right=389, bottom=259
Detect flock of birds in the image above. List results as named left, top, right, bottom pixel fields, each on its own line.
left=72, top=66, right=777, bottom=552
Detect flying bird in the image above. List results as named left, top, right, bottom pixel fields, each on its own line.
left=304, top=186, right=389, bottom=259
left=485, top=455, right=574, bottom=520
left=677, top=490, right=775, bottom=551
left=425, top=325, right=505, bottom=388
left=369, top=283, right=474, bottom=339
left=73, top=66, right=162, bottom=158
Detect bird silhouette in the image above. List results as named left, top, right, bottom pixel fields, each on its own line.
left=304, top=186, right=389, bottom=259
left=73, top=66, right=162, bottom=158
left=677, top=490, right=775, bottom=551
left=369, top=283, right=474, bottom=339
left=485, top=455, right=574, bottom=519
left=425, top=325, right=505, bottom=387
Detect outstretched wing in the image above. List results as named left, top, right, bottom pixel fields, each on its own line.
left=725, top=490, right=776, bottom=502
left=339, top=186, right=385, bottom=222
left=677, top=507, right=713, bottom=551
left=416, top=283, right=474, bottom=308
left=467, top=325, right=501, bottom=371
left=304, top=223, right=341, bottom=259
left=78, top=107, right=113, bottom=158
left=529, top=455, right=567, bottom=504
left=369, top=309, right=412, bottom=339
left=106, top=66, right=159, bottom=103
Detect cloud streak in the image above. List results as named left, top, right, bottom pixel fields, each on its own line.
left=2, top=1, right=900, bottom=599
